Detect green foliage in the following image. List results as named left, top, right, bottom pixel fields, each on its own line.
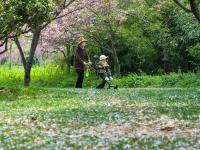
left=115, top=73, right=200, bottom=88
left=1, top=0, right=199, bottom=77
left=0, top=64, right=98, bottom=88
left=108, top=0, right=200, bottom=74
left=0, top=0, right=56, bottom=43
left=116, top=2, right=169, bottom=74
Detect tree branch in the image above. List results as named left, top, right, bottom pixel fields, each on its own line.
left=56, top=47, right=67, bottom=58
left=0, top=39, right=8, bottom=55
left=189, top=0, right=200, bottom=23
left=14, top=37, right=26, bottom=69
left=41, top=0, right=76, bottom=30
left=0, top=39, right=7, bottom=47
left=173, top=0, right=192, bottom=12
left=86, top=34, right=113, bottom=53
left=0, top=28, right=31, bottom=47
left=55, top=7, right=84, bottom=20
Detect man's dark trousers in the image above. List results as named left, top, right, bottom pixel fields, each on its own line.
left=75, top=69, right=84, bottom=88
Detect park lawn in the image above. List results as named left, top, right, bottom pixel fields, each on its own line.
left=0, top=87, right=200, bottom=149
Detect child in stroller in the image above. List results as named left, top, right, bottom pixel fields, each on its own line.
left=93, top=55, right=118, bottom=89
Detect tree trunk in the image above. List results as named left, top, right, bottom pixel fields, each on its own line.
left=66, top=45, right=71, bottom=73
left=110, top=31, right=121, bottom=77
left=9, top=41, right=12, bottom=70
left=15, top=38, right=26, bottom=69
left=24, top=30, right=41, bottom=86
left=111, top=45, right=121, bottom=77
left=108, top=22, right=121, bottom=77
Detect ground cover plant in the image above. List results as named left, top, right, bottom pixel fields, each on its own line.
left=0, top=86, right=199, bottom=149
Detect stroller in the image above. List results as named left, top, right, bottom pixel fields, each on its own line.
left=90, top=55, right=118, bottom=89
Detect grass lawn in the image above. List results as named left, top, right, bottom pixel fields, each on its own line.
left=0, top=87, right=200, bottom=149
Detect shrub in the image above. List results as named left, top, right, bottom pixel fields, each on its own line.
left=115, top=73, right=200, bottom=88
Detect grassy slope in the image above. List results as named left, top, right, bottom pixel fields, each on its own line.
left=0, top=87, right=200, bottom=149
left=0, top=66, right=200, bottom=88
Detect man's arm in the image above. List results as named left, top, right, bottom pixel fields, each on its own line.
left=85, top=50, right=91, bottom=63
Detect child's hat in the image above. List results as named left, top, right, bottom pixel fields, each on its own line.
left=100, top=55, right=108, bottom=60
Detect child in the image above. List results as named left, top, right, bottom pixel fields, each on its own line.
left=97, top=55, right=113, bottom=81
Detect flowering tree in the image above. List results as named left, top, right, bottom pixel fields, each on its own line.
left=0, top=0, right=30, bottom=55
left=40, top=0, right=126, bottom=76
left=80, top=1, right=127, bottom=77
left=39, top=0, right=107, bottom=71
left=0, top=0, right=85, bottom=86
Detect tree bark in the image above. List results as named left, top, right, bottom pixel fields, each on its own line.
left=109, top=26, right=121, bottom=77
left=174, top=0, right=200, bottom=23
left=9, top=41, right=12, bottom=70
left=173, top=0, right=192, bottom=12
left=24, top=30, right=41, bottom=86
left=15, top=37, right=26, bottom=69
left=112, top=47, right=121, bottom=77
left=189, top=0, right=200, bottom=23
left=66, top=45, right=72, bottom=73
left=0, top=39, right=8, bottom=55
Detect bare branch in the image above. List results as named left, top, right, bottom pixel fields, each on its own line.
left=0, top=39, right=7, bottom=47
left=86, top=33, right=113, bottom=53
left=173, top=0, right=192, bottom=12
left=0, top=28, right=31, bottom=47
left=0, top=39, right=8, bottom=55
left=55, top=7, right=84, bottom=20
left=56, top=47, right=67, bottom=58
left=41, top=0, right=76, bottom=30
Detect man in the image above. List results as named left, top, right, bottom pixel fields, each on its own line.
left=74, top=37, right=91, bottom=88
